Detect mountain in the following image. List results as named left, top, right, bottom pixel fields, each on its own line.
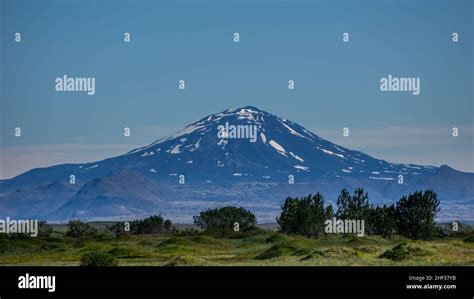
left=0, top=106, right=473, bottom=222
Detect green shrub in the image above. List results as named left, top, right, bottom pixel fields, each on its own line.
left=80, top=251, right=118, bottom=266
left=105, top=222, right=126, bottom=236
left=37, top=221, right=54, bottom=238
left=395, top=190, right=440, bottom=240
left=66, top=220, right=97, bottom=238
left=336, top=188, right=370, bottom=221
left=277, top=193, right=332, bottom=238
left=194, top=206, right=256, bottom=234
left=368, top=205, right=396, bottom=238
left=107, top=215, right=174, bottom=236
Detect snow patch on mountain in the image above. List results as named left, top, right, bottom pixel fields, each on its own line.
left=169, top=144, right=183, bottom=154
left=194, top=138, right=201, bottom=149
left=166, top=124, right=206, bottom=141
left=294, top=165, right=309, bottom=171
left=280, top=120, right=310, bottom=140
left=269, top=140, right=287, bottom=156
left=142, top=151, right=154, bottom=157
left=236, top=108, right=258, bottom=121
left=369, top=176, right=394, bottom=180
left=317, top=147, right=346, bottom=159
left=289, top=152, right=304, bottom=162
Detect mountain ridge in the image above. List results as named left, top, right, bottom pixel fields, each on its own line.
left=0, top=106, right=472, bottom=222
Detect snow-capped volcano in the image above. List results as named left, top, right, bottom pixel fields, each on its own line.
left=0, top=106, right=473, bottom=222
left=99, top=106, right=438, bottom=183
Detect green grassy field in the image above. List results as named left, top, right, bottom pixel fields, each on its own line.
left=1, top=227, right=473, bottom=266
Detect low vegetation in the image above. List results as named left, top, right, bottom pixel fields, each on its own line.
left=0, top=226, right=472, bottom=266
left=0, top=189, right=471, bottom=266
left=80, top=251, right=118, bottom=266
left=379, top=242, right=431, bottom=261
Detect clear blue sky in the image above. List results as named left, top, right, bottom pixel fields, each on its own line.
left=0, top=0, right=473, bottom=178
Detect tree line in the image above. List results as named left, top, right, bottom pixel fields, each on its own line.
left=277, top=188, right=440, bottom=240
left=193, top=188, right=440, bottom=240
left=24, top=188, right=440, bottom=241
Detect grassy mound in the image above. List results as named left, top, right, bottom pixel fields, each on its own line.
left=107, top=246, right=150, bottom=258
left=300, top=250, right=325, bottom=261
left=156, top=236, right=192, bottom=248
left=352, top=245, right=379, bottom=253
left=0, top=238, right=13, bottom=254
left=191, top=234, right=226, bottom=246
left=37, top=242, right=66, bottom=252
left=155, top=237, right=196, bottom=255
left=226, top=227, right=268, bottom=239
left=255, top=242, right=305, bottom=260
left=323, top=247, right=360, bottom=258
left=292, top=248, right=314, bottom=256
left=265, top=233, right=289, bottom=243
left=379, top=242, right=430, bottom=261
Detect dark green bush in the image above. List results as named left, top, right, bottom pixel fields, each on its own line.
left=80, top=251, right=118, bottom=266
left=368, top=205, right=396, bottom=238
left=66, top=220, right=97, bottom=238
left=277, top=193, right=332, bottom=238
left=395, top=190, right=440, bottom=240
left=193, top=206, right=256, bottom=234
left=106, top=215, right=174, bottom=236
left=37, top=221, right=54, bottom=238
